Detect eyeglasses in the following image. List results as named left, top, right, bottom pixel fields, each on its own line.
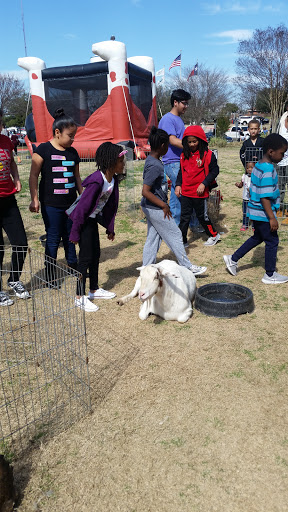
left=180, top=101, right=189, bottom=106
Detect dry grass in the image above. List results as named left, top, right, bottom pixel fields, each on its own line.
left=5, top=145, right=288, bottom=511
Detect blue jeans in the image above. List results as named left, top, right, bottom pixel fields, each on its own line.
left=164, top=162, right=181, bottom=226
left=41, top=204, right=77, bottom=281
left=232, top=220, right=279, bottom=275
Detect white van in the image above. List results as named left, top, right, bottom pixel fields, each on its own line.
left=237, top=116, right=260, bottom=126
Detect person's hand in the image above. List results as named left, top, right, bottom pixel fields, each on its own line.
left=175, top=186, right=182, bottom=198
left=197, top=183, right=205, bottom=196
left=235, top=182, right=242, bottom=188
left=162, top=204, right=172, bottom=219
left=107, top=233, right=115, bottom=241
left=29, top=200, right=40, bottom=213
left=270, top=217, right=278, bottom=232
left=70, top=240, right=78, bottom=245
left=14, top=179, right=21, bottom=192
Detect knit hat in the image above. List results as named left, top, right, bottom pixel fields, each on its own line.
left=183, top=125, right=208, bottom=143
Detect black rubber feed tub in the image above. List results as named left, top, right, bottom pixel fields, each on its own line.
left=195, top=283, right=254, bottom=318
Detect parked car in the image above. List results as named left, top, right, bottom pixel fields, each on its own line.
left=258, top=116, right=269, bottom=124
left=225, top=126, right=245, bottom=141
left=206, top=131, right=232, bottom=143
left=205, top=131, right=215, bottom=142
left=237, top=115, right=262, bottom=126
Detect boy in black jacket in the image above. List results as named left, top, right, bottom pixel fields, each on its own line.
left=240, top=119, right=263, bottom=168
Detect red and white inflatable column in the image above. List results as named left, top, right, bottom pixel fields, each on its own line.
left=17, top=57, right=52, bottom=142
left=92, top=40, right=132, bottom=141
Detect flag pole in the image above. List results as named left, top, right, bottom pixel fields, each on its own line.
left=180, top=49, right=182, bottom=80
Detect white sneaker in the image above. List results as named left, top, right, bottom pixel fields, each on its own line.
left=0, top=291, right=14, bottom=306
left=8, top=280, right=30, bottom=299
left=75, top=296, right=99, bottom=312
left=223, top=255, right=238, bottom=276
left=204, top=233, right=221, bottom=246
left=190, top=265, right=207, bottom=276
left=88, top=288, right=116, bottom=300
left=261, top=272, right=288, bottom=284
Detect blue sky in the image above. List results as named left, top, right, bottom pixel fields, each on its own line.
left=1, top=0, right=285, bottom=86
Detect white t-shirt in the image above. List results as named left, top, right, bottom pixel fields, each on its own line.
left=278, top=112, right=288, bottom=166
left=89, top=172, right=114, bottom=218
left=242, top=174, right=251, bottom=201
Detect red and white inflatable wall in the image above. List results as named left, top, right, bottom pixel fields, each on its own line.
left=18, top=40, right=157, bottom=158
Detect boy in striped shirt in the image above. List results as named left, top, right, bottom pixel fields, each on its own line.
left=224, top=134, right=288, bottom=284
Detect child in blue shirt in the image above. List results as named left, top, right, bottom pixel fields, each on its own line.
left=224, top=133, right=288, bottom=284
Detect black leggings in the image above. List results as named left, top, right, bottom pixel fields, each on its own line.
left=0, top=195, right=28, bottom=289
left=77, top=217, right=100, bottom=296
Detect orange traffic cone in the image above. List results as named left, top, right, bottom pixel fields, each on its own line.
left=17, top=156, right=22, bottom=164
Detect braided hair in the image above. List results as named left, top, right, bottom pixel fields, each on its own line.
left=95, top=142, right=123, bottom=173
left=182, top=136, right=208, bottom=161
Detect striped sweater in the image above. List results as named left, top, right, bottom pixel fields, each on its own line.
left=248, top=162, right=280, bottom=222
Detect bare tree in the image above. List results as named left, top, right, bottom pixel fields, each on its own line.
left=236, top=25, right=288, bottom=130
left=0, top=73, right=26, bottom=114
left=171, top=65, right=231, bottom=124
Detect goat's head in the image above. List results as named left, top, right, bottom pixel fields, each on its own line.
left=136, top=264, right=180, bottom=302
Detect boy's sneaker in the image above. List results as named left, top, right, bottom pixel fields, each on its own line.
left=261, top=272, right=288, bottom=284
left=190, top=265, right=207, bottom=276
left=0, top=291, right=14, bottom=306
left=223, top=255, right=238, bottom=276
left=204, top=233, right=221, bottom=246
left=75, top=296, right=99, bottom=312
left=8, top=281, right=30, bottom=299
left=240, top=225, right=248, bottom=231
left=88, top=288, right=116, bottom=300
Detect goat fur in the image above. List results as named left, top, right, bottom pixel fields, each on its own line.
left=118, top=260, right=196, bottom=323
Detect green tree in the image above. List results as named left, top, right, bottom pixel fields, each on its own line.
left=156, top=84, right=171, bottom=121
left=0, top=73, right=26, bottom=115
left=255, top=88, right=271, bottom=113
left=170, top=64, right=231, bottom=124
left=236, top=24, right=288, bottom=130
left=6, top=92, right=31, bottom=127
left=220, top=103, right=239, bottom=116
left=216, top=116, right=230, bottom=136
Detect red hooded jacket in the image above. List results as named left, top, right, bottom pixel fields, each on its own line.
left=175, top=126, right=219, bottom=198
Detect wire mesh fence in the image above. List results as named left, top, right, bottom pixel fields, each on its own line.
left=0, top=246, right=90, bottom=457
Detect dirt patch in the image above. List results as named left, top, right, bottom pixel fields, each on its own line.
left=8, top=146, right=288, bottom=511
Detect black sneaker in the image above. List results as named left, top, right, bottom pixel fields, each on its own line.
left=8, top=281, right=30, bottom=299
left=0, top=291, right=14, bottom=306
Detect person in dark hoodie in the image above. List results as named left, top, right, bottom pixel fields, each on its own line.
left=69, top=142, right=125, bottom=312
left=239, top=119, right=263, bottom=168
left=29, top=109, right=82, bottom=285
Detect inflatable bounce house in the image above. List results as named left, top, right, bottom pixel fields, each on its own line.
left=18, top=39, right=157, bottom=158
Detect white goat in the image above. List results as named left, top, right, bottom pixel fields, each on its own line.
left=118, top=260, right=196, bottom=323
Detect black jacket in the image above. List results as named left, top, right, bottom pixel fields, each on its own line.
left=240, top=136, right=263, bottom=168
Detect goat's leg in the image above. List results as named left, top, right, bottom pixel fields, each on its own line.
left=139, top=300, right=150, bottom=320
left=117, top=277, right=141, bottom=306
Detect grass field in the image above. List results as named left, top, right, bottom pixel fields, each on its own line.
left=3, top=144, right=288, bottom=512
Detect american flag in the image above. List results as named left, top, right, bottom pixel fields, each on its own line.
left=169, top=54, right=181, bottom=71
left=187, top=63, right=198, bottom=81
